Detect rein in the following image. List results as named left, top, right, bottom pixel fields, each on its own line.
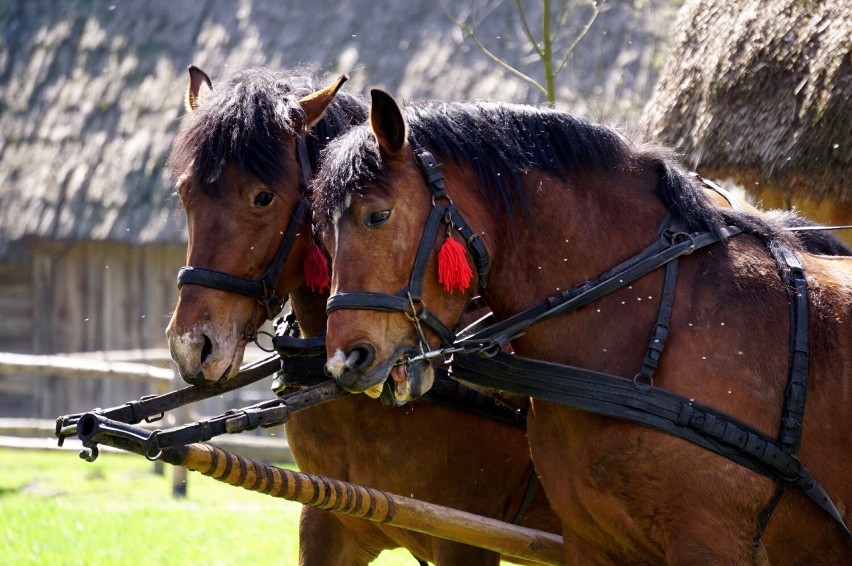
left=55, top=354, right=282, bottom=449
left=350, top=144, right=851, bottom=544
left=176, top=137, right=315, bottom=326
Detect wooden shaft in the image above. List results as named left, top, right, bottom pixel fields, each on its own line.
left=171, top=443, right=565, bottom=565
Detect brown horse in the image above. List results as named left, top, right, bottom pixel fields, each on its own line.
left=313, top=90, right=852, bottom=564
left=165, top=67, right=558, bottom=566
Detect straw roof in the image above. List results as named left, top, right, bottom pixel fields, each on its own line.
left=0, top=0, right=677, bottom=250
left=642, top=0, right=851, bottom=202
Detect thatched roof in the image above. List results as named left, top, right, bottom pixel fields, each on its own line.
left=0, top=0, right=677, bottom=250
left=642, top=0, right=851, bottom=202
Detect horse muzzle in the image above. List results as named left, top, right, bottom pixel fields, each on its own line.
left=166, top=324, right=242, bottom=385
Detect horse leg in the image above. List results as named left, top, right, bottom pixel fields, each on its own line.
left=298, top=506, right=379, bottom=566
left=432, top=540, right=501, bottom=566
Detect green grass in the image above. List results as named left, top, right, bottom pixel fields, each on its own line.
left=0, top=448, right=416, bottom=565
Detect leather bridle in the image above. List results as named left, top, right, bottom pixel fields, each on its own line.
left=176, top=137, right=314, bottom=335
left=325, top=141, right=490, bottom=350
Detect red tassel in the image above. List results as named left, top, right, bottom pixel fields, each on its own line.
left=437, top=235, right=473, bottom=294
left=303, top=243, right=330, bottom=293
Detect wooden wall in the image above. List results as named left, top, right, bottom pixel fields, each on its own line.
left=1, top=238, right=278, bottom=420
left=0, top=249, right=36, bottom=416
left=0, top=239, right=184, bottom=418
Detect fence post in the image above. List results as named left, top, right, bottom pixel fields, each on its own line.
left=152, top=378, right=171, bottom=476
left=170, top=367, right=189, bottom=497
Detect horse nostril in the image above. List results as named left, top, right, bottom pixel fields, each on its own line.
left=200, top=334, right=213, bottom=365
left=345, top=344, right=375, bottom=372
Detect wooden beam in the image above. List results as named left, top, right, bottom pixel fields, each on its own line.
left=0, top=352, right=172, bottom=383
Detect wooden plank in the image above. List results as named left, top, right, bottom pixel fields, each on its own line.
left=65, top=348, right=174, bottom=364
left=0, top=418, right=61, bottom=436
left=0, top=352, right=172, bottom=383
left=0, top=316, right=32, bottom=338
left=0, top=375, right=31, bottom=395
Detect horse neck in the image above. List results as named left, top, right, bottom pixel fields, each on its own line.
left=468, top=167, right=669, bottom=362
left=288, top=285, right=329, bottom=338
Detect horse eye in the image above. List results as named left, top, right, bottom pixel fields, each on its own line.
left=366, top=210, right=391, bottom=227
left=254, top=191, right=274, bottom=207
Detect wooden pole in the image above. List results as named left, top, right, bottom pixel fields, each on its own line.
left=165, top=443, right=565, bottom=565
left=170, top=368, right=187, bottom=494
left=75, top=401, right=565, bottom=564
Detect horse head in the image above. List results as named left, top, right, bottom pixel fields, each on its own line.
left=316, top=90, right=483, bottom=401
left=166, top=66, right=346, bottom=385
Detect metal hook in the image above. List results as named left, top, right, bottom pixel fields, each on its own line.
left=79, top=444, right=99, bottom=462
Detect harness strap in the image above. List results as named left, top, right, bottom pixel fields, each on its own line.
left=409, top=204, right=451, bottom=301
left=326, top=291, right=457, bottom=346
left=177, top=264, right=267, bottom=298
left=778, top=248, right=810, bottom=454
left=753, top=245, right=812, bottom=547
left=447, top=202, right=490, bottom=289
left=510, top=468, right=541, bottom=526
left=450, top=351, right=852, bottom=542
left=637, top=259, right=678, bottom=383
left=459, top=225, right=741, bottom=352
left=413, top=144, right=447, bottom=199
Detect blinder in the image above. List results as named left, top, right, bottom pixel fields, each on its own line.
left=325, top=141, right=490, bottom=348
left=176, top=136, right=314, bottom=322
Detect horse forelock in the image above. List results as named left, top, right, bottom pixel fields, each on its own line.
left=314, top=127, right=387, bottom=234
left=167, top=67, right=367, bottom=196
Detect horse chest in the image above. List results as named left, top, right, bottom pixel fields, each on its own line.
left=528, top=401, right=695, bottom=556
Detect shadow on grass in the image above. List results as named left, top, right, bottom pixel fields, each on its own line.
left=0, top=486, right=19, bottom=497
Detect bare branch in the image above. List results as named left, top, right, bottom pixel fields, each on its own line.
left=439, top=0, right=548, bottom=96
left=513, top=0, right=544, bottom=58
left=554, top=0, right=607, bottom=76
left=553, top=0, right=573, bottom=38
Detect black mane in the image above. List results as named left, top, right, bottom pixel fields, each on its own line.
left=314, top=99, right=820, bottom=260
left=168, top=67, right=367, bottom=191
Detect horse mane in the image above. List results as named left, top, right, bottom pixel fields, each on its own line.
left=314, top=100, right=821, bottom=261
left=167, top=67, right=367, bottom=192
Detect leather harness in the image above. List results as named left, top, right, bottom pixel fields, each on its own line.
left=324, top=141, right=852, bottom=546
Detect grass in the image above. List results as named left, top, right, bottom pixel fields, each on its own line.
left=0, top=448, right=417, bottom=565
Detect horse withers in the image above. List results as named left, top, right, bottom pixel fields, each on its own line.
left=165, top=67, right=558, bottom=566
left=314, top=89, right=852, bottom=563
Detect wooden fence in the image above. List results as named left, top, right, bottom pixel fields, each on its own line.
left=0, top=349, right=292, bottom=495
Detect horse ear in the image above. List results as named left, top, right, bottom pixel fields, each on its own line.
left=185, top=65, right=212, bottom=112
left=298, top=74, right=349, bottom=128
left=370, top=89, right=406, bottom=158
